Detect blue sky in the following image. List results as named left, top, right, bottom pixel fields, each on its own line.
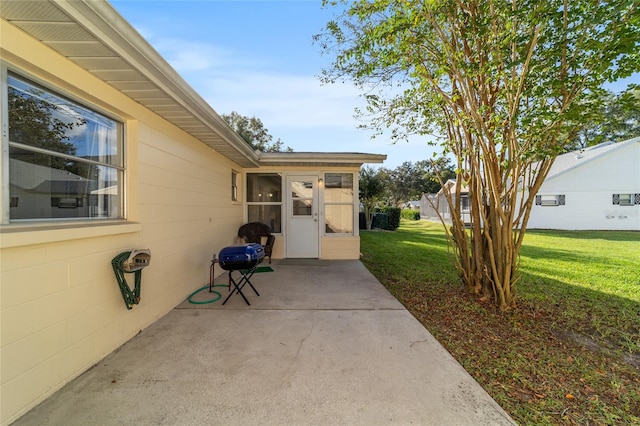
left=110, top=0, right=638, bottom=169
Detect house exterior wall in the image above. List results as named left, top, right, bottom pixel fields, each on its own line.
left=321, top=236, right=360, bottom=259
left=420, top=182, right=471, bottom=225
left=527, top=140, right=640, bottom=230
left=1, top=21, right=243, bottom=424
left=244, top=166, right=362, bottom=260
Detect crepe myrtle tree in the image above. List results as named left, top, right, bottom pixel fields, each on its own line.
left=316, top=0, right=640, bottom=309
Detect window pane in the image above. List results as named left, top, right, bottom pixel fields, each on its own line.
left=247, top=205, right=282, bottom=233
left=292, top=199, right=312, bottom=216
left=619, top=194, right=633, bottom=206
left=247, top=173, right=281, bottom=202
left=325, top=205, right=353, bottom=234
left=248, top=205, right=281, bottom=233
left=325, top=173, right=353, bottom=203
left=291, top=180, right=313, bottom=199
left=8, top=75, right=120, bottom=166
left=540, top=195, right=559, bottom=206
left=460, top=195, right=470, bottom=211
left=231, top=171, right=238, bottom=201
left=9, top=146, right=121, bottom=219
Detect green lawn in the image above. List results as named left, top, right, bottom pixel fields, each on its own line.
left=360, top=220, right=640, bottom=425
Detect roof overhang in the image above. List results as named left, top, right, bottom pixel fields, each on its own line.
left=1, top=0, right=260, bottom=167
left=256, top=152, right=387, bottom=168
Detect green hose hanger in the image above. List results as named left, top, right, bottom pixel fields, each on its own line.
left=112, top=250, right=151, bottom=310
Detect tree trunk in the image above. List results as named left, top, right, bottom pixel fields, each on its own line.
left=364, top=205, right=375, bottom=230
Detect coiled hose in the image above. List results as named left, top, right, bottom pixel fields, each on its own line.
left=188, top=256, right=227, bottom=304
left=112, top=251, right=142, bottom=310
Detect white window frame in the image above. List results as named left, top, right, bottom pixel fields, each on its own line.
left=535, top=194, right=565, bottom=207
left=613, top=193, right=636, bottom=206
left=323, top=172, right=355, bottom=236
left=231, top=170, right=239, bottom=202
left=246, top=172, right=283, bottom=234
left=1, top=66, right=125, bottom=224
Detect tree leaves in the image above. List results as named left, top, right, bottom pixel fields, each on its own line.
left=221, top=111, right=292, bottom=152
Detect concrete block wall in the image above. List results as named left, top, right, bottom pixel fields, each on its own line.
left=0, top=19, right=243, bottom=424
left=1, top=125, right=243, bottom=425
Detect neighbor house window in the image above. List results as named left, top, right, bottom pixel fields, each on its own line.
left=535, top=194, right=565, bottom=206
left=5, top=73, right=123, bottom=221
left=231, top=170, right=238, bottom=201
left=246, top=173, right=282, bottom=232
left=612, top=194, right=639, bottom=206
left=324, top=173, right=354, bottom=234
left=460, top=195, right=470, bottom=212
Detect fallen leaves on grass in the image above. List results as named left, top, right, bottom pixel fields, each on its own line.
left=370, top=270, right=640, bottom=425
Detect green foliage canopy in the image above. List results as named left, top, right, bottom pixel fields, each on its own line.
left=570, top=86, right=640, bottom=149
left=222, top=111, right=292, bottom=152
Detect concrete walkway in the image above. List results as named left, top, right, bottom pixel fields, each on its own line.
left=14, top=260, right=514, bottom=425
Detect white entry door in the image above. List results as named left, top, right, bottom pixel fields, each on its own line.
left=286, top=175, right=319, bottom=258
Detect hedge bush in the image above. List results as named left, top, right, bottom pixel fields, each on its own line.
left=381, top=207, right=401, bottom=230
left=401, top=209, right=421, bottom=220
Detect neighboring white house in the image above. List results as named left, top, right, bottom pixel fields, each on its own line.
left=527, top=138, right=640, bottom=230
left=420, top=180, right=471, bottom=224
left=404, top=200, right=420, bottom=209
left=420, top=138, right=640, bottom=231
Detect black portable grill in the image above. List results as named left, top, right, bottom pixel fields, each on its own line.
left=218, top=243, right=265, bottom=305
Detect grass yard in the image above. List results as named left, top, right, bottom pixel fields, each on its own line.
left=360, top=220, right=640, bottom=425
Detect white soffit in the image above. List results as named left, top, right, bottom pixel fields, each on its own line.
left=257, top=152, right=387, bottom=167
left=0, top=0, right=259, bottom=167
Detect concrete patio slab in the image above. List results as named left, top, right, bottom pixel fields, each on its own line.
left=13, top=260, right=514, bottom=425
left=178, top=260, right=405, bottom=311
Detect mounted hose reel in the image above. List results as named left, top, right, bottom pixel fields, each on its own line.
left=112, top=249, right=151, bottom=309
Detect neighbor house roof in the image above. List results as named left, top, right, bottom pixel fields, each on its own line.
left=545, top=137, right=640, bottom=181
left=0, top=0, right=386, bottom=169
left=436, top=179, right=469, bottom=196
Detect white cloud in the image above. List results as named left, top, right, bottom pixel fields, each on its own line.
left=138, top=34, right=365, bottom=129
left=198, top=72, right=365, bottom=129
left=134, top=34, right=437, bottom=165
left=152, top=38, right=238, bottom=72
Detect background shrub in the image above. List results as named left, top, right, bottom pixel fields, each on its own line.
left=401, top=209, right=421, bottom=220
left=381, top=207, right=401, bottom=230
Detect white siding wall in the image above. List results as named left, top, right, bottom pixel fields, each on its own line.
left=527, top=141, right=640, bottom=230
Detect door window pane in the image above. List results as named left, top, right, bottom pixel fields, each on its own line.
left=291, top=180, right=313, bottom=199
left=292, top=199, right=312, bottom=216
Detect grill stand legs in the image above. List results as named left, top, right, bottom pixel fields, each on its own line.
left=222, top=268, right=260, bottom=305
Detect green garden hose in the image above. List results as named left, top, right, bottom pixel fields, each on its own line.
left=112, top=251, right=142, bottom=310
left=187, top=283, right=228, bottom=304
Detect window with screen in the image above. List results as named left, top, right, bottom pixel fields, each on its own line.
left=324, top=173, right=354, bottom=234
left=246, top=173, right=282, bottom=233
left=5, top=73, right=123, bottom=221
